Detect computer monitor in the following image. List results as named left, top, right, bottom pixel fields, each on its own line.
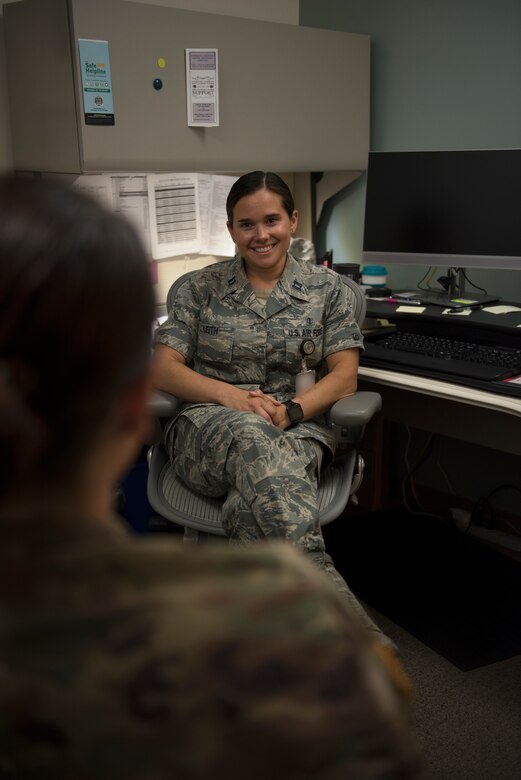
left=362, top=148, right=521, bottom=304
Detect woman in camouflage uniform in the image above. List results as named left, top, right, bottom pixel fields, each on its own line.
left=153, top=171, right=383, bottom=639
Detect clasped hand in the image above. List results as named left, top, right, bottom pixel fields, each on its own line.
left=227, top=387, right=290, bottom=429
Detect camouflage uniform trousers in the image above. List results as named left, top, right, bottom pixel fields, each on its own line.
left=167, top=405, right=384, bottom=641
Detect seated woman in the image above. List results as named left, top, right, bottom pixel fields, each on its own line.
left=0, top=175, right=418, bottom=779
left=153, top=171, right=382, bottom=639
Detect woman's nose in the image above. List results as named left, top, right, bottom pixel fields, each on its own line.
left=254, top=223, right=269, bottom=240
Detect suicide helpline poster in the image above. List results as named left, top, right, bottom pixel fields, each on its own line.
left=78, top=39, right=115, bottom=125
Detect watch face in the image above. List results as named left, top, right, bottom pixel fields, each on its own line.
left=286, top=401, right=304, bottom=423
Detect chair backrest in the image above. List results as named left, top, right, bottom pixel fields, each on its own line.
left=166, top=265, right=367, bottom=326
left=338, top=274, right=367, bottom=326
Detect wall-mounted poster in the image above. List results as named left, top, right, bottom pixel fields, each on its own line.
left=185, top=48, right=219, bottom=127
left=78, top=39, right=115, bottom=125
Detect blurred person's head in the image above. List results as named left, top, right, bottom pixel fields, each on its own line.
left=0, top=175, right=154, bottom=516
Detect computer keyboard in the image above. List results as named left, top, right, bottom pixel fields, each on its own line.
left=362, top=329, right=521, bottom=382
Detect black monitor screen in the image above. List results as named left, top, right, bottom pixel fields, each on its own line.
left=362, top=149, right=521, bottom=269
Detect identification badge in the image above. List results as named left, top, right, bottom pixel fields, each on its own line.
left=296, top=369, right=316, bottom=394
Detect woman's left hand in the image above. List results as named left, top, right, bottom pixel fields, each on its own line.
left=247, top=389, right=287, bottom=426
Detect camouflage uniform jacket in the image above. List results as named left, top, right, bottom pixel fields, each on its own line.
left=153, top=253, right=364, bottom=461
left=0, top=514, right=419, bottom=779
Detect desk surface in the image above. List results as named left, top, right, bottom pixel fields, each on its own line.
left=358, top=363, right=521, bottom=456
left=359, top=365, right=521, bottom=419
left=365, top=297, right=521, bottom=335
left=360, top=299, right=521, bottom=453
left=362, top=296, right=521, bottom=401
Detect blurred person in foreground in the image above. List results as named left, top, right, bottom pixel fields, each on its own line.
left=0, top=175, right=419, bottom=779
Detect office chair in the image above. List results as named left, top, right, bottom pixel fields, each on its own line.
left=147, top=268, right=381, bottom=540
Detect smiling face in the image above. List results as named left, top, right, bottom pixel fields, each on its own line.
left=227, top=188, right=298, bottom=284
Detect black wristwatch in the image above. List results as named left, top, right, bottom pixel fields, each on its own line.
left=283, top=400, right=304, bottom=427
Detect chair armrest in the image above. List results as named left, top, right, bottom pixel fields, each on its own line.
left=329, top=391, right=382, bottom=427
left=149, top=389, right=181, bottom=417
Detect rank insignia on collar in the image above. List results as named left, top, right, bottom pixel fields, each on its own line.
left=292, top=280, right=303, bottom=291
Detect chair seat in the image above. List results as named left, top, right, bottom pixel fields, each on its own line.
left=147, top=443, right=357, bottom=536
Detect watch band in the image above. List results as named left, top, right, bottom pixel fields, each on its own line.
left=283, top=400, right=304, bottom=427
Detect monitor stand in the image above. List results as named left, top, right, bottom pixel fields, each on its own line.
left=419, top=269, right=500, bottom=310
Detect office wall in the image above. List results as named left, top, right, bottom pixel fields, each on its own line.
left=0, top=0, right=297, bottom=174
left=300, top=0, right=521, bottom=301
left=125, top=0, right=298, bottom=24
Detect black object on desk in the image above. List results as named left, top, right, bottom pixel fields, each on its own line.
left=361, top=298, right=521, bottom=397
left=364, top=329, right=521, bottom=381
left=416, top=291, right=500, bottom=310
left=378, top=289, right=500, bottom=310
left=364, top=286, right=392, bottom=298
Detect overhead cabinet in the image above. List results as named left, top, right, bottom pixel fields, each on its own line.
left=4, top=0, right=369, bottom=174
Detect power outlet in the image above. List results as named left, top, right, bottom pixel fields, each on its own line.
left=450, top=507, right=471, bottom=531
left=450, top=507, right=521, bottom=553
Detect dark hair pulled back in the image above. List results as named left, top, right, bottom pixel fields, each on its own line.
left=0, top=175, right=154, bottom=500
left=226, top=171, right=295, bottom=223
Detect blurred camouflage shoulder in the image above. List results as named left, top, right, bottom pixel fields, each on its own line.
left=0, top=524, right=420, bottom=779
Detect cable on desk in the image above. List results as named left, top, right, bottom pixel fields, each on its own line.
left=459, top=269, right=488, bottom=295
left=416, top=266, right=440, bottom=292
left=411, top=266, right=490, bottom=298
left=434, top=448, right=456, bottom=497
left=402, top=427, right=433, bottom=512
left=401, top=426, right=454, bottom=525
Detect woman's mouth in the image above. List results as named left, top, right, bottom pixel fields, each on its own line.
left=252, top=243, right=276, bottom=254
